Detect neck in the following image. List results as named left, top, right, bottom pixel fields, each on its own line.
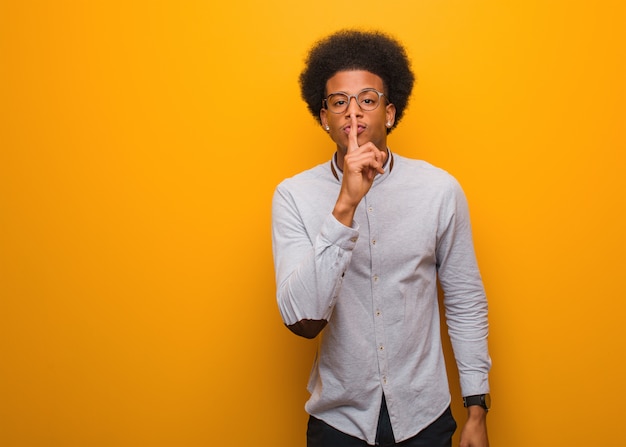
left=335, top=147, right=347, bottom=171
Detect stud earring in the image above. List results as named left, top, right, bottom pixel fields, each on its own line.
left=325, top=125, right=330, bottom=131
left=386, top=122, right=392, bottom=128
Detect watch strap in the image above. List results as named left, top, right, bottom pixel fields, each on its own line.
left=463, top=394, right=490, bottom=410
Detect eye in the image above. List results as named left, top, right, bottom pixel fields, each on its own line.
left=358, top=91, right=379, bottom=106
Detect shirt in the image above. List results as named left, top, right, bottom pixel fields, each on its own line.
left=271, top=150, right=491, bottom=445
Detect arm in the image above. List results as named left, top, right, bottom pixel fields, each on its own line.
left=271, top=115, right=388, bottom=338
left=435, top=180, right=491, bottom=447
left=271, top=189, right=358, bottom=338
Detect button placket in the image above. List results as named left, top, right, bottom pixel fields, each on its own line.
left=366, top=195, right=388, bottom=389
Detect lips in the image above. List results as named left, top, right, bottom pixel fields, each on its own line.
left=343, top=124, right=366, bottom=135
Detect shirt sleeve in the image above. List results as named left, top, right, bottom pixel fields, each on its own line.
left=436, top=178, right=492, bottom=396
left=271, top=183, right=358, bottom=336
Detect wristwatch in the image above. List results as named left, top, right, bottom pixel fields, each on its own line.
left=463, top=394, right=491, bottom=411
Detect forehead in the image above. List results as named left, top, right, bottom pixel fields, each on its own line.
left=325, top=70, right=384, bottom=94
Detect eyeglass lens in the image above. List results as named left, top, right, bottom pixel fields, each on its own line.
left=326, top=90, right=382, bottom=113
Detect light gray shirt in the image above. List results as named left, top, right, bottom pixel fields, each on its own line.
left=271, top=151, right=491, bottom=445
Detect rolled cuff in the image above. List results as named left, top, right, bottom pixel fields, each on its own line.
left=319, top=213, right=360, bottom=250
left=460, top=372, right=490, bottom=397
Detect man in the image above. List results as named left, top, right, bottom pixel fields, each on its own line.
left=271, top=29, right=491, bottom=447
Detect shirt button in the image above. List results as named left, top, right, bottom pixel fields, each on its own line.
left=368, top=206, right=373, bottom=212
left=372, top=239, right=376, bottom=245
left=373, top=275, right=379, bottom=282
left=350, top=237, right=357, bottom=243
left=379, top=345, right=384, bottom=351
left=376, top=310, right=381, bottom=316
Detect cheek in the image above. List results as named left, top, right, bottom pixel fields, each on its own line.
left=327, top=126, right=349, bottom=149
left=330, top=127, right=346, bottom=142
left=326, top=119, right=344, bottom=137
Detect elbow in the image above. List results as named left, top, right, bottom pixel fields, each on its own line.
left=286, top=319, right=328, bottom=339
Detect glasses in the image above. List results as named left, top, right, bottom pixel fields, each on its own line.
left=322, top=88, right=387, bottom=114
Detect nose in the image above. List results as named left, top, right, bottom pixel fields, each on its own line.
left=345, top=95, right=363, bottom=115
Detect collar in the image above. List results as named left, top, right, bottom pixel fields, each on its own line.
left=330, top=149, right=394, bottom=181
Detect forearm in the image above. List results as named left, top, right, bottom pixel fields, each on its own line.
left=332, top=198, right=357, bottom=227
left=444, top=287, right=491, bottom=395
left=276, top=240, right=350, bottom=337
left=273, top=210, right=358, bottom=338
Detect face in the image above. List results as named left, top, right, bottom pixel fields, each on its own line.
left=320, top=70, right=396, bottom=158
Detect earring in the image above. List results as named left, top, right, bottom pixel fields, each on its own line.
left=386, top=122, right=392, bottom=128
left=324, top=125, right=330, bottom=131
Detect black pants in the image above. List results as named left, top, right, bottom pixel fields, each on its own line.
left=307, top=396, right=456, bottom=447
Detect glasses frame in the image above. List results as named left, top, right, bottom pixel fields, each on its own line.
left=322, top=88, right=388, bottom=114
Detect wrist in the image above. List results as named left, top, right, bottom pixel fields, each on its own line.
left=463, top=393, right=491, bottom=413
left=332, top=200, right=357, bottom=227
left=466, top=405, right=488, bottom=421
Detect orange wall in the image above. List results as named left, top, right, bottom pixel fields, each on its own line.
left=1, top=1, right=624, bottom=446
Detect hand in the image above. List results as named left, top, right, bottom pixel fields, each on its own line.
left=332, top=114, right=387, bottom=226
left=459, top=407, right=489, bottom=447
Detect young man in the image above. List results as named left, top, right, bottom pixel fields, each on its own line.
left=271, top=30, right=491, bottom=447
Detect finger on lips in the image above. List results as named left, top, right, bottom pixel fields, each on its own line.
left=348, top=114, right=359, bottom=151
left=346, top=113, right=386, bottom=174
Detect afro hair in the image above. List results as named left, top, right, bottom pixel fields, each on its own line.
left=299, top=29, right=415, bottom=133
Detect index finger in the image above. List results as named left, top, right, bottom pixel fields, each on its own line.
left=348, top=114, right=359, bottom=152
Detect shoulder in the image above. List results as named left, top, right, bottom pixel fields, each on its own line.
left=275, top=161, right=336, bottom=196
left=273, top=161, right=339, bottom=212
left=392, top=154, right=462, bottom=192
left=277, top=161, right=328, bottom=188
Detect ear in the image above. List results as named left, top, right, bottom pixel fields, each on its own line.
left=385, top=103, right=396, bottom=128
left=320, top=108, right=329, bottom=129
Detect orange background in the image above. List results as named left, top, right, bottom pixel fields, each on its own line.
left=1, top=1, right=625, bottom=446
